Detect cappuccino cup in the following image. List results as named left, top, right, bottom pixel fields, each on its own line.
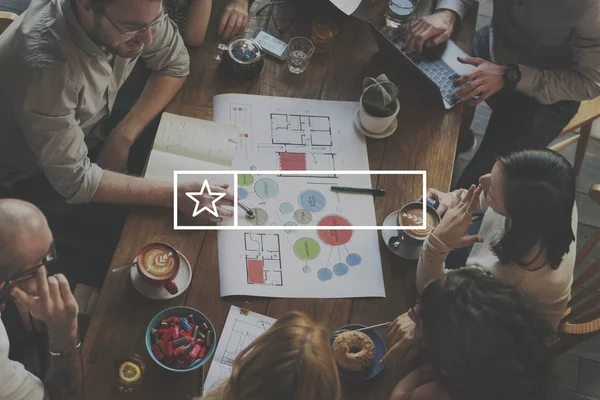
left=392, top=198, right=441, bottom=260
left=136, top=243, right=180, bottom=295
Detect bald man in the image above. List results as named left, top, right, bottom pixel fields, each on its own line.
left=0, top=199, right=82, bottom=400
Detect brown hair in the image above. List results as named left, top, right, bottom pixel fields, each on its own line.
left=201, top=311, right=341, bottom=400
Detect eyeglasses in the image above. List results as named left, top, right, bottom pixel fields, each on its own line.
left=0, top=243, right=57, bottom=300
left=103, top=10, right=168, bottom=37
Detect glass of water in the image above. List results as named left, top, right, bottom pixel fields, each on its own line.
left=287, top=37, right=315, bottom=74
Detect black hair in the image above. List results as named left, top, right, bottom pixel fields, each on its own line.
left=417, top=267, right=554, bottom=400
left=492, top=149, right=575, bottom=269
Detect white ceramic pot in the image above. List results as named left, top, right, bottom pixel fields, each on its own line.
left=358, top=96, right=400, bottom=135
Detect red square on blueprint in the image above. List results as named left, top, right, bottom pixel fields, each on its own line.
left=279, top=153, right=306, bottom=170
left=247, top=260, right=264, bottom=284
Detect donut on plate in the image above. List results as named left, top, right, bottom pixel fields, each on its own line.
left=332, top=330, right=375, bottom=371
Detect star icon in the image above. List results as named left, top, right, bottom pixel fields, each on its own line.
left=185, top=179, right=227, bottom=218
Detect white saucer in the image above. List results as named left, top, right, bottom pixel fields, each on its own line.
left=354, top=110, right=398, bottom=139
left=381, top=210, right=404, bottom=257
left=130, top=251, right=192, bottom=300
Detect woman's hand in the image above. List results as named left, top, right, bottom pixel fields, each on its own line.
left=434, top=184, right=484, bottom=249
left=219, top=0, right=249, bottom=40
left=380, top=312, right=418, bottom=364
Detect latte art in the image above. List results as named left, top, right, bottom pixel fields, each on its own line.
left=142, top=248, right=176, bottom=277
left=399, top=206, right=439, bottom=239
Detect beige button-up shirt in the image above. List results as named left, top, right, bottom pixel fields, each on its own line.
left=0, top=0, right=189, bottom=204
left=436, top=0, right=600, bottom=105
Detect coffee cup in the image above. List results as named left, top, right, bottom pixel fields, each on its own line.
left=389, top=198, right=441, bottom=260
left=135, top=243, right=180, bottom=295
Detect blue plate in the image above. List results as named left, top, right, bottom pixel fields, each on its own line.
left=145, top=306, right=216, bottom=372
left=329, top=324, right=386, bottom=381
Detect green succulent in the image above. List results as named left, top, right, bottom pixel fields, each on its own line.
left=362, top=74, right=399, bottom=117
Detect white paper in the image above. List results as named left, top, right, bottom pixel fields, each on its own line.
left=203, top=306, right=277, bottom=396
left=214, top=94, right=385, bottom=298
left=144, top=112, right=239, bottom=184
left=329, top=0, right=362, bottom=15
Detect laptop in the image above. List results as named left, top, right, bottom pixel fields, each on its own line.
left=369, top=23, right=476, bottom=109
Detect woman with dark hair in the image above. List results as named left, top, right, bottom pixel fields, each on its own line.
left=388, top=267, right=554, bottom=400
left=381, top=151, right=576, bottom=366
left=418, top=149, right=577, bottom=330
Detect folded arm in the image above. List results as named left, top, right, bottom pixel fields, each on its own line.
left=109, top=18, right=190, bottom=147
left=516, top=10, right=600, bottom=104
left=183, top=0, right=212, bottom=46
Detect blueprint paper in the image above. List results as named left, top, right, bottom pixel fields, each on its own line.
left=203, top=306, right=277, bottom=396
left=214, top=94, right=385, bottom=298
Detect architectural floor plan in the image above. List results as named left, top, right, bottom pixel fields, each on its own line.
left=244, top=232, right=283, bottom=286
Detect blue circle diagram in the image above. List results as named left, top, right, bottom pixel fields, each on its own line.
left=298, top=190, right=326, bottom=213
left=255, top=178, right=279, bottom=199
left=284, top=221, right=297, bottom=233
left=317, top=268, right=333, bottom=281
left=333, top=263, right=349, bottom=276
left=238, top=187, right=248, bottom=200
left=279, top=202, right=294, bottom=214
left=347, top=253, right=362, bottom=267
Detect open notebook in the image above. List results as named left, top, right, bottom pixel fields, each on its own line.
left=144, top=112, right=240, bottom=183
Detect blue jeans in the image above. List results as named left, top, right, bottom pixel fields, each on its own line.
left=0, top=0, right=29, bottom=14
left=0, top=87, right=159, bottom=286
left=454, top=26, right=580, bottom=189
left=445, top=217, right=483, bottom=269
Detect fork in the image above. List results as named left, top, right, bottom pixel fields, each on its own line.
left=332, top=322, right=391, bottom=337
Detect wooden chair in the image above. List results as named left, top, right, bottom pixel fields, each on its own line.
left=0, top=11, right=17, bottom=35
left=549, top=98, right=600, bottom=176
left=551, top=184, right=600, bottom=356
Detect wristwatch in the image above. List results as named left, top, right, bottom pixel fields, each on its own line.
left=503, top=64, right=521, bottom=90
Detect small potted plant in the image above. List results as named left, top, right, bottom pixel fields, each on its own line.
left=358, top=74, right=400, bottom=135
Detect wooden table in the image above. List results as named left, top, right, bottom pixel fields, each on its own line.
left=83, top=1, right=478, bottom=398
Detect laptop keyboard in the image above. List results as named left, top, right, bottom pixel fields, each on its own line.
left=393, top=39, right=464, bottom=107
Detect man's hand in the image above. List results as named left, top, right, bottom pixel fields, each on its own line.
left=219, top=0, right=249, bottom=40
left=454, top=57, right=506, bottom=105
left=380, top=312, right=418, bottom=364
left=11, top=267, right=79, bottom=351
left=177, top=181, right=235, bottom=223
left=96, top=132, right=132, bottom=173
left=403, top=10, right=456, bottom=54
left=434, top=184, right=484, bottom=249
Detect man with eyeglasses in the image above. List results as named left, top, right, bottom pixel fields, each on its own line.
left=0, top=0, right=232, bottom=235
left=0, top=199, right=82, bottom=400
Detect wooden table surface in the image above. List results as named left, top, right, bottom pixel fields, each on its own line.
left=82, top=1, right=478, bottom=398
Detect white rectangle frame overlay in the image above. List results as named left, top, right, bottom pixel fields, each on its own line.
left=174, top=171, right=427, bottom=230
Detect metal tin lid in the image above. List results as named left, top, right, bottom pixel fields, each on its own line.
left=228, top=37, right=262, bottom=65
left=387, top=0, right=414, bottom=18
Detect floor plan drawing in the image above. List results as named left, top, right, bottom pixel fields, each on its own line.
left=270, top=113, right=332, bottom=146
left=244, top=233, right=283, bottom=286
left=256, top=113, right=338, bottom=182
left=204, top=306, right=277, bottom=395
left=214, top=94, right=385, bottom=299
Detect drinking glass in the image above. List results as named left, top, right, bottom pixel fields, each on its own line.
left=115, top=354, right=145, bottom=393
left=385, top=0, right=416, bottom=32
left=312, top=17, right=339, bottom=54
left=286, top=37, right=315, bottom=74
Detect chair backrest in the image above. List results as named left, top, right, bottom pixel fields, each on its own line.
left=0, top=11, right=18, bottom=35
left=552, top=184, right=600, bottom=355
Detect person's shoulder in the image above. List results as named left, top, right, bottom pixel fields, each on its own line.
left=8, top=0, right=79, bottom=72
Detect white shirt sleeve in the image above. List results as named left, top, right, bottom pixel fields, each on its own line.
left=0, top=318, right=44, bottom=400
